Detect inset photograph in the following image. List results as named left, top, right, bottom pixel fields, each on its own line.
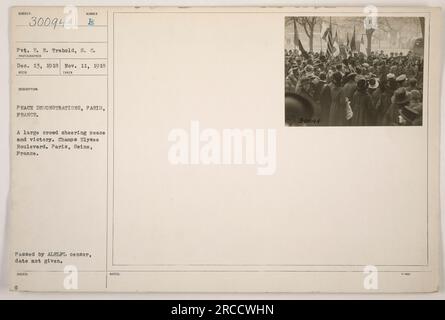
left=284, top=16, right=425, bottom=126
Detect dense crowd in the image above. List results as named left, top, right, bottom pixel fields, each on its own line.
left=284, top=50, right=424, bottom=126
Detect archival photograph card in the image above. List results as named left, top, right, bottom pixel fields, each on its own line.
left=8, top=6, right=442, bottom=292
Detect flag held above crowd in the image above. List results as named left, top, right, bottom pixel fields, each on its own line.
left=350, top=26, right=356, bottom=52
left=286, top=16, right=425, bottom=62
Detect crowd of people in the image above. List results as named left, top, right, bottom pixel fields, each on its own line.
left=284, top=49, right=424, bottom=126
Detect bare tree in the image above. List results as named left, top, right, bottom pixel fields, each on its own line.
left=295, top=17, right=319, bottom=52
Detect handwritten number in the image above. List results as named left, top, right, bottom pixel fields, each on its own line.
left=28, top=17, right=36, bottom=27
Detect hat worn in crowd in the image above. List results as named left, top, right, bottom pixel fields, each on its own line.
left=386, top=73, right=396, bottom=80
left=392, top=87, right=410, bottom=105
left=332, top=71, right=343, bottom=85
left=304, top=65, right=314, bottom=73
left=285, top=92, right=315, bottom=124
left=345, top=73, right=357, bottom=82
left=396, top=74, right=407, bottom=82
left=356, top=78, right=367, bottom=91
left=410, top=90, right=421, bottom=101
left=368, top=78, right=379, bottom=89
